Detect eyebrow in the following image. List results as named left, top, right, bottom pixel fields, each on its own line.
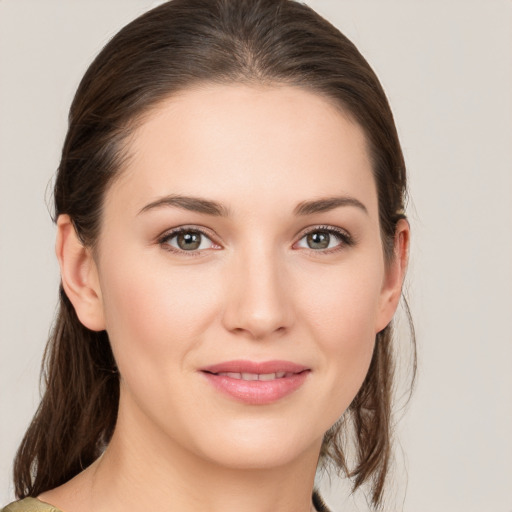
left=138, top=194, right=367, bottom=217
left=293, top=196, right=368, bottom=216
left=138, top=194, right=230, bottom=216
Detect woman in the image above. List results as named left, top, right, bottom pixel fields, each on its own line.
left=3, top=0, right=413, bottom=511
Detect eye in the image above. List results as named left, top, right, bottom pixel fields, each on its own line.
left=295, top=226, right=353, bottom=252
left=159, top=227, right=220, bottom=254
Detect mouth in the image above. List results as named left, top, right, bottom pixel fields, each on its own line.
left=200, top=360, right=310, bottom=405
left=212, top=371, right=295, bottom=381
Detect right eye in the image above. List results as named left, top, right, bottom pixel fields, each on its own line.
left=159, top=227, right=220, bottom=254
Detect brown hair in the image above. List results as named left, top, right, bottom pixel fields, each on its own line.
left=14, top=0, right=415, bottom=508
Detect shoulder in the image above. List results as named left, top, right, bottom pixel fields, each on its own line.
left=1, top=498, right=63, bottom=512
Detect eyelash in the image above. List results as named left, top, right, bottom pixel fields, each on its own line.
left=158, top=226, right=218, bottom=257
left=157, top=225, right=354, bottom=257
left=297, top=225, right=355, bottom=254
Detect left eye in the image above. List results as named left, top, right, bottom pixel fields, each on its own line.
left=161, top=229, right=216, bottom=252
left=296, top=229, right=348, bottom=251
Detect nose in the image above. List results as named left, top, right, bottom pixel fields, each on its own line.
left=221, top=246, right=294, bottom=340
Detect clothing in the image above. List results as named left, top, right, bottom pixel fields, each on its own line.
left=2, top=493, right=332, bottom=512
left=312, top=490, right=331, bottom=512
left=1, top=498, right=61, bottom=512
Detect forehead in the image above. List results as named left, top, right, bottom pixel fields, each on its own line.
left=110, top=83, right=378, bottom=217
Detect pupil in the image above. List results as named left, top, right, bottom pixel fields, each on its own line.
left=307, top=232, right=330, bottom=249
left=178, top=232, right=201, bottom=250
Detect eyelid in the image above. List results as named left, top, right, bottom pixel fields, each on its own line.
left=157, top=225, right=222, bottom=256
left=294, top=224, right=355, bottom=253
left=156, top=223, right=354, bottom=256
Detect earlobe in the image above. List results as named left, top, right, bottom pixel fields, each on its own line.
left=56, top=215, right=106, bottom=331
left=375, top=219, right=410, bottom=333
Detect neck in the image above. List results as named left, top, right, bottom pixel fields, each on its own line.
left=53, top=395, right=323, bottom=512
left=92, top=431, right=319, bottom=512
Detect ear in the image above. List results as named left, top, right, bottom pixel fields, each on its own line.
left=375, top=218, right=410, bottom=333
left=55, top=215, right=106, bottom=331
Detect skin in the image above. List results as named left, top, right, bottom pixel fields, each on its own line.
left=42, top=84, right=409, bottom=512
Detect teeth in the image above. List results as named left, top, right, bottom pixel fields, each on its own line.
left=241, top=372, right=259, bottom=381
left=216, top=372, right=288, bottom=381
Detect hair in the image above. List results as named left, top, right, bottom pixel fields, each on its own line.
left=13, top=0, right=415, bottom=508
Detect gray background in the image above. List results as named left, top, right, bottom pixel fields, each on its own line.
left=1, top=1, right=511, bottom=510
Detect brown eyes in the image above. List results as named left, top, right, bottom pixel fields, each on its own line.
left=159, top=226, right=353, bottom=255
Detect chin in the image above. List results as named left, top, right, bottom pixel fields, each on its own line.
left=188, top=416, right=325, bottom=471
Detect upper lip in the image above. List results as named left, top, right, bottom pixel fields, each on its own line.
left=201, top=360, right=309, bottom=375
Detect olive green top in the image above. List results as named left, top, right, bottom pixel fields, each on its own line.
left=1, top=498, right=62, bottom=512
left=3, top=492, right=331, bottom=512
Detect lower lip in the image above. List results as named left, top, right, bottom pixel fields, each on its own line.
left=202, top=371, right=310, bottom=405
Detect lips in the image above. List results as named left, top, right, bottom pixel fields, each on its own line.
left=200, top=360, right=310, bottom=405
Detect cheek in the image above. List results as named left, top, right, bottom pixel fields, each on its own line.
left=298, top=255, right=383, bottom=342
left=98, top=252, right=222, bottom=373
left=296, top=257, right=383, bottom=408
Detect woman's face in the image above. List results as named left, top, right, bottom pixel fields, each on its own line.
left=86, top=84, right=404, bottom=469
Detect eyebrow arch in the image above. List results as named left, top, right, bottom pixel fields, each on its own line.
left=138, top=194, right=367, bottom=217
left=293, top=196, right=368, bottom=216
left=138, top=194, right=230, bottom=217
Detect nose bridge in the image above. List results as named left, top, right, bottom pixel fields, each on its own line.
left=222, top=240, right=293, bottom=339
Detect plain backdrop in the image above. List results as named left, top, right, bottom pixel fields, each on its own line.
left=1, top=1, right=511, bottom=511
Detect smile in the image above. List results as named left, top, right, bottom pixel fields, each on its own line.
left=200, top=360, right=310, bottom=405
